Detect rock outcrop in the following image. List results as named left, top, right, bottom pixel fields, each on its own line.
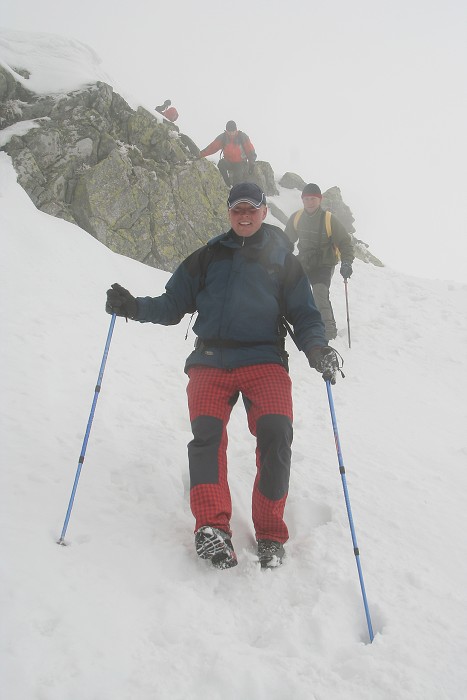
left=0, top=63, right=382, bottom=271
left=0, top=71, right=232, bottom=270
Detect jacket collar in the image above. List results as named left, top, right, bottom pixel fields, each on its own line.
left=209, top=225, right=267, bottom=250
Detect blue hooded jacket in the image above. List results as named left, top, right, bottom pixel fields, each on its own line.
left=135, top=223, right=326, bottom=372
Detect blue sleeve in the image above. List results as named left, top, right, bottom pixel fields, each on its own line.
left=135, top=259, right=199, bottom=325
left=283, top=255, right=327, bottom=351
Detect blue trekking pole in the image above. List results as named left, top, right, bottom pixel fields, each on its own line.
left=57, top=314, right=117, bottom=545
left=325, top=379, right=374, bottom=642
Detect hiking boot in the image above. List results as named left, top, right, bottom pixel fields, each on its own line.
left=195, top=526, right=238, bottom=570
left=257, top=540, right=285, bottom=568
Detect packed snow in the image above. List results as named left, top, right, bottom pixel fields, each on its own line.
left=0, top=29, right=110, bottom=94
left=2, top=29, right=467, bottom=700
left=0, top=28, right=162, bottom=121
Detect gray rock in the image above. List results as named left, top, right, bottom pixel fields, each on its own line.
left=267, top=201, right=289, bottom=226
left=278, top=172, right=306, bottom=190
left=247, top=161, right=279, bottom=196
left=322, top=186, right=355, bottom=233
left=0, top=62, right=383, bottom=272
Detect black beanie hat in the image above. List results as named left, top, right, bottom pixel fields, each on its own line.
left=302, top=183, right=322, bottom=197
left=226, top=120, right=237, bottom=131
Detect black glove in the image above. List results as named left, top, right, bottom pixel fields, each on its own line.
left=106, top=283, right=138, bottom=319
left=307, top=346, right=340, bottom=384
left=247, top=155, right=256, bottom=174
left=340, top=262, right=353, bottom=279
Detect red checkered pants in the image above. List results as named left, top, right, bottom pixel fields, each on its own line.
left=186, top=364, right=293, bottom=543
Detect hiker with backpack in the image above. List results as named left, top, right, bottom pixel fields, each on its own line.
left=198, top=120, right=257, bottom=187
left=284, top=183, right=354, bottom=341
left=106, top=182, right=340, bottom=570
left=155, top=99, right=179, bottom=123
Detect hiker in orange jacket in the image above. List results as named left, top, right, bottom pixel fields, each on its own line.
left=199, top=120, right=257, bottom=187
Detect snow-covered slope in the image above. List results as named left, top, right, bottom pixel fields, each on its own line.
left=2, top=142, right=467, bottom=700
left=0, top=28, right=159, bottom=120
left=0, top=28, right=110, bottom=94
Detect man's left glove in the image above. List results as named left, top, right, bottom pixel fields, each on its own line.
left=307, top=346, right=340, bottom=384
left=340, top=262, right=353, bottom=279
left=106, top=283, right=138, bottom=319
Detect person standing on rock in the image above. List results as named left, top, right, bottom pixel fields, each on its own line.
left=155, top=99, right=179, bottom=123
left=284, top=183, right=354, bottom=341
left=198, top=121, right=257, bottom=187
left=105, top=182, right=340, bottom=570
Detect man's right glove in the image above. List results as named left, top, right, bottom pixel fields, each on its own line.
left=340, top=262, right=353, bottom=279
left=307, top=346, right=340, bottom=384
left=247, top=155, right=256, bottom=174
left=106, top=283, right=138, bottom=319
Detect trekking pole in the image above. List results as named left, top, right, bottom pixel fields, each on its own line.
left=344, top=280, right=351, bottom=348
left=325, top=379, right=374, bottom=642
left=57, top=314, right=117, bottom=545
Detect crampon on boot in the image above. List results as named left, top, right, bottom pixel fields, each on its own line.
left=195, top=526, right=238, bottom=570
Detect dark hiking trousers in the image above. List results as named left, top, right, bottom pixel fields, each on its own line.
left=305, top=265, right=337, bottom=341
left=217, top=158, right=249, bottom=187
left=186, top=364, right=293, bottom=543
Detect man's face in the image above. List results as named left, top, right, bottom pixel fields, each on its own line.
left=302, top=195, right=321, bottom=214
left=228, top=203, right=267, bottom=237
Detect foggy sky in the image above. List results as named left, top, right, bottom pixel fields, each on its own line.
left=2, top=0, right=467, bottom=282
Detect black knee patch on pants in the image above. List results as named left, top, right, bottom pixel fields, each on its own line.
left=188, top=416, right=223, bottom=487
left=256, top=414, right=293, bottom=500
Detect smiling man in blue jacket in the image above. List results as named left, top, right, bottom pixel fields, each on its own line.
left=106, top=183, right=339, bottom=570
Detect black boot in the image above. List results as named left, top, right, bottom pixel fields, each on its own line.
left=257, top=540, right=285, bottom=568
left=195, top=526, right=238, bottom=569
